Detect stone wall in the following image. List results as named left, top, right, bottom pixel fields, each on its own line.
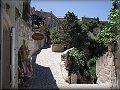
left=60, top=48, right=74, bottom=83
left=96, top=35, right=120, bottom=90
left=15, top=17, right=39, bottom=58
left=1, top=0, right=19, bottom=88
left=115, top=35, right=120, bottom=89
left=96, top=42, right=117, bottom=89
left=15, top=17, right=40, bottom=87
left=1, top=0, right=41, bottom=88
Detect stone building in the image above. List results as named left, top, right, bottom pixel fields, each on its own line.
left=80, top=16, right=98, bottom=22
left=80, top=16, right=108, bottom=24
left=0, top=0, right=40, bottom=89
left=31, top=7, right=60, bottom=46
left=57, top=16, right=65, bottom=31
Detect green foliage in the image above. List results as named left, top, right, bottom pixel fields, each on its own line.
left=87, top=57, right=97, bottom=67
left=108, top=0, right=119, bottom=24
left=78, top=20, right=99, bottom=32
left=108, top=9, right=118, bottom=24
left=65, top=11, right=78, bottom=23
left=83, top=70, right=90, bottom=79
left=77, top=20, right=102, bottom=51
left=88, top=21, right=98, bottom=32
left=50, top=28, right=62, bottom=44
left=96, top=24, right=117, bottom=46
left=95, top=0, right=119, bottom=46
left=62, top=11, right=88, bottom=48
left=78, top=21, right=89, bottom=33
left=68, top=48, right=97, bottom=83
left=89, top=66, right=97, bottom=83
left=87, top=57, right=97, bottom=83
left=62, top=1, right=120, bottom=82
left=87, top=37, right=107, bottom=58
left=64, top=12, right=106, bottom=83
left=68, top=48, right=86, bottom=74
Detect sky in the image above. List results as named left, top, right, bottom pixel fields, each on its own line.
left=31, top=0, right=113, bottom=21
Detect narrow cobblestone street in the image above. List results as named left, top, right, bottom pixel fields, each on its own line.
left=20, top=45, right=69, bottom=89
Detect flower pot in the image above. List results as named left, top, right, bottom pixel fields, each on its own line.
left=52, top=44, right=64, bottom=52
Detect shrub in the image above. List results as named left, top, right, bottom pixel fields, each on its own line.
left=87, top=57, right=97, bottom=67
left=68, top=48, right=86, bottom=74
left=50, top=28, right=62, bottom=44
left=87, top=57, right=98, bottom=83
left=83, top=70, right=90, bottom=80
left=89, top=66, right=97, bottom=83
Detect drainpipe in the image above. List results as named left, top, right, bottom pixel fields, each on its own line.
left=11, top=27, right=17, bottom=89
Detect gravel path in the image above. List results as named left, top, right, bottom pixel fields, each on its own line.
left=20, top=45, right=69, bottom=89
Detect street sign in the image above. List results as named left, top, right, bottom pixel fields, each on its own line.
left=32, top=33, right=44, bottom=40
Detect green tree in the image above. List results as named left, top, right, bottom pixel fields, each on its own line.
left=62, top=11, right=78, bottom=47
left=65, top=11, right=78, bottom=23
left=62, top=11, right=88, bottom=49
left=78, top=20, right=99, bottom=32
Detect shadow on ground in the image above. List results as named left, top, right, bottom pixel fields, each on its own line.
left=42, top=43, right=51, bottom=49
left=19, top=48, right=59, bottom=89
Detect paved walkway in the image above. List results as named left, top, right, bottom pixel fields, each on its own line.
left=20, top=45, right=69, bottom=89
left=20, top=45, right=112, bottom=89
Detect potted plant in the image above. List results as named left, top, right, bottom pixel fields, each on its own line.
left=50, top=28, right=64, bottom=52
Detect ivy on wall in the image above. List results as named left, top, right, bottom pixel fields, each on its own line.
left=95, top=0, right=119, bottom=46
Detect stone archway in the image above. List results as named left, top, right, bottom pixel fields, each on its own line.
left=18, top=40, right=33, bottom=85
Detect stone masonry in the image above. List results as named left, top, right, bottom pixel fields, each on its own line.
left=1, top=0, right=41, bottom=88
left=96, top=51, right=116, bottom=87
left=115, top=35, right=120, bottom=89
left=96, top=38, right=120, bottom=89
left=60, top=48, right=74, bottom=83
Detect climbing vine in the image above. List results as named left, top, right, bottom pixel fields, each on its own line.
left=95, top=0, right=119, bottom=46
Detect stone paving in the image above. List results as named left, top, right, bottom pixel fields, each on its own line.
left=20, top=45, right=112, bottom=89
left=20, top=45, right=69, bottom=89
left=34, top=46, right=69, bottom=89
